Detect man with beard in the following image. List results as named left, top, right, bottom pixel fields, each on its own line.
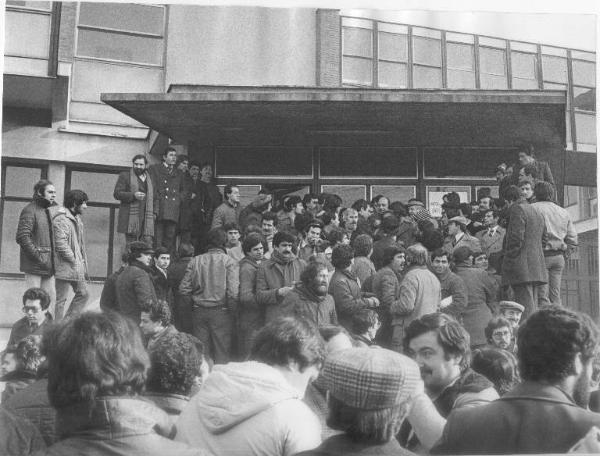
left=484, top=316, right=515, bottom=353
left=432, top=307, right=600, bottom=454
left=256, top=231, right=307, bottom=323
left=114, top=155, right=154, bottom=246
left=279, top=260, right=337, bottom=326
left=430, top=249, right=468, bottom=325
left=341, top=207, right=360, bottom=242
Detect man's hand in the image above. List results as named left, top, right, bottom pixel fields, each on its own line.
left=134, top=191, right=146, bottom=201
left=277, top=286, right=294, bottom=297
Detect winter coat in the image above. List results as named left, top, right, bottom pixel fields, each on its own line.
left=351, top=256, right=376, bottom=286
left=3, top=377, right=56, bottom=445
left=1, top=369, right=37, bottom=403
left=99, top=265, right=125, bottom=312
left=454, top=264, right=497, bottom=346
left=148, top=163, right=186, bottom=223
left=435, top=269, right=468, bottom=324
left=279, top=284, right=338, bottom=326
left=238, top=256, right=264, bottom=336
left=371, top=266, right=403, bottom=345
left=211, top=200, right=242, bottom=229
left=115, top=261, right=157, bottom=323
left=150, top=266, right=172, bottom=305
left=329, top=269, right=378, bottom=331
left=142, top=393, right=190, bottom=432
left=113, top=170, right=154, bottom=235
left=179, top=248, right=239, bottom=310
left=256, top=254, right=306, bottom=323
left=442, top=232, right=482, bottom=257
left=175, top=361, right=322, bottom=456
left=502, top=202, right=548, bottom=286
left=298, top=433, right=415, bottom=456
left=0, top=407, right=45, bottom=456
left=38, top=397, right=202, bottom=456
left=51, top=207, right=87, bottom=281
left=371, top=235, right=402, bottom=270
left=7, top=314, right=53, bottom=348
left=475, top=226, right=506, bottom=257
left=16, top=195, right=56, bottom=276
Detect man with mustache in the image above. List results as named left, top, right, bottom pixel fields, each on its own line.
left=432, top=307, right=600, bottom=454
left=279, top=260, right=337, bottom=327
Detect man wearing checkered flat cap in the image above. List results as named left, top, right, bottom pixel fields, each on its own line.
left=297, top=347, right=444, bottom=456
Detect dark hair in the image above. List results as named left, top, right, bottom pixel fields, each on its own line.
left=406, top=244, right=429, bottom=267
left=131, top=154, right=147, bottom=164
left=504, top=185, right=522, bottom=203
left=294, top=213, right=314, bottom=233
left=224, top=184, right=238, bottom=199
left=176, top=154, right=189, bottom=166
left=472, top=348, right=520, bottom=396
left=444, top=192, right=461, bottom=206
left=352, top=199, right=369, bottom=212
left=331, top=244, right=354, bottom=270
left=189, top=161, right=201, bottom=169
left=22, top=287, right=51, bottom=311
left=458, top=203, right=472, bottom=218
left=140, top=299, right=171, bottom=327
left=477, top=188, right=492, bottom=200
left=283, top=195, right=302, bottom=212
left=206, top=228, right=227, bottom=249
left=199, top=161, right=212, bottom=170
left=323, top=194, right=343, bottom=213
left=250, top=317, right=325, bottom=372
left=327, top=395, right=407, bottom=444
left=534, top=181, right=554, bottom=202
left=518, top=306, right=599, bottom=383
left=178, top=242, right=195, bottom=258
left=304, top=219, right=323, bottom=234
left=327, top=227, right=348, bottom=248
left=522, top=163, right=539, bottom=179
left=404, top=313, right=471, bottom=371
left=223, top=222, right=240, bottom=233
left=303, top=193, right=318, bottom=205
left=518, top=144, right=535, bottom=158
left=351, top=308, right=379, bottom=335
left=242, top=232, right=268, bottom=255
left=162, top=147, right=177, bottom=158
left=483, top=209, right=500, bottom=219
left=484, top=317, right=513, bottom=343
left=146, top=333, right=203, bottom=396
left=321, top=212, right=336, bottom=226
left=33, top=179, right=54, bottom=198
left=63, top=189, right=88, bottom=208
left=352, top=234, right=373, bottom=257
left=389, top=201, right=407, bottom=218
left=44, top=311, right=149, bottom=409
left=381, top=215, right=400, bottom=234
left=382, top=245, right=405, bottom=267
left=15, top=335, right=44, bottom=373
left=261, top=211, right=278, bottom=224
left=273, top=231, right=296, bottom=247
left=371, top=194, right=385, bottom=206
left=300, top=260, right=329, bottom=287
left=153, top=246, right=170, bottom=259
left=430, top=248, right=449, bottom=262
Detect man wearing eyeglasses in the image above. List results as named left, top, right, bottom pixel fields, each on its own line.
left=7, top=287, right=52, bottom=349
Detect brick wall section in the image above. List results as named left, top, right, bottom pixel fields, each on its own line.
left=316, top=9, right=341, bottom=87
left=58, top=1, right=77, bottom=62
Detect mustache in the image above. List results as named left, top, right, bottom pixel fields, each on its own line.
left=420, top=367, right=432, bottom=377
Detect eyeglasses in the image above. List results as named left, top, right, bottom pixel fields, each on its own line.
left=492, top=330, right=511, bottom=338
left=22, top=306, right=42, bottom=314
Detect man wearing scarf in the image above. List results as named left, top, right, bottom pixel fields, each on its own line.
left=256, top=231, right=307, bottom=323
left=114, top=154, right=154, bottom=246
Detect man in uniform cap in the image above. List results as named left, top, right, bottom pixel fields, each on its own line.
left=298, top=347, right=432, bottom=456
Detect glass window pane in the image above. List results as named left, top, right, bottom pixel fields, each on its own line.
left=0, top=201, right=28, bottom=273
left=342, top=56, right=372, bottom=86
left=573, top=87, right=596, bottom=112
left=476, top=186, right=499, bottom=198
left=378, top=61, right=407, bottom=88
left=424, top=148, right=516, bottom=178
left=575, top=112, right=597, bottom=145
left=5, top=11, right=51, bottom=59
left=370, top=186, right=416, bottom=204
left=216, top=147, right=312, bottom=177
left=542, top=55, right=568, bottom=83
left=447, top=43, right=474, bottom=70
left=343, top=27, right=372, bottom=58
left=427, top=186, right=471, bottom=218
left=480, top=73, right=508, bottom=89
left=320, top=185, right=366, bottom=207
left=413, top=66, right=442, bottom=88
left=572, top=60, right=596, bottom=87
left=77, top=29, right=163, bottom=65
left=6, top=1, right=51, bottom=9
left=447, top=69, right=476, bottom=89
left=4, top=166, right=42, bottom=198
left=320, top=147, right=417, bottom=177
left=79, top=3, right=164, bottom=35
left=82, top=206, right=110, bottom=278
left=564, top=185, right=579, bottom=207
left=378, top=32, right=407, bottom=62
left=511, top=52, right=537, bottom=79
left=544, top=82, right=569, bottom=109
left=512, top=78, right=539, bottom=89
left=413, top=37, right=441, bottom=66
left=70, top=171, right=121, bottom=204
left=217, top=185, right=262, bottom=208
left=480, top=48, right=506, bottom=75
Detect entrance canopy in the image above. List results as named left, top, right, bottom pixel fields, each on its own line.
left=101, top=86, right=566, bottom=148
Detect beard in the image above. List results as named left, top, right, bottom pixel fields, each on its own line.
left=312, top=282, right=328, bottom=296
left=133, top=167, right=145, bottom=176
left=573, top=371, right=592, bottom=408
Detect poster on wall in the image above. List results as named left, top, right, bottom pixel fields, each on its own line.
left=427, top=187, right=470, bottom=218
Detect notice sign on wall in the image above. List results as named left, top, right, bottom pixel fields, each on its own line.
left=427, top=187, right=470, bottom=218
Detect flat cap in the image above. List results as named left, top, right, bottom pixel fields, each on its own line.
left=448, top=216, right=470, bottom=226
left=498, top=301, right=525, bottom=313
left=322, top=347, right=421, bottom=410
left=407, top=200, right=425, bottom=208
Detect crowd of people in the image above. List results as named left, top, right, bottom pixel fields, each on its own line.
left=1, top=143, right=597, bottom=455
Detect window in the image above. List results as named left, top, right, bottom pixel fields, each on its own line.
left=574, top=112, right=596, bottom=146
left=67, top=168, right=123, bottom=280
left=319, top=147, right=417, bottom=178
left=447, top=42, right=476, bottom=88
left=412, top=30, right=442, bottom=89
left=370, top=186, right=416, bottom=204
left=564, top=185, right=579, bottom=207
left=215, top=147, right=312, bottom=177
left=542, top=55, right=568, bottom=84
left=217, top=185, right=262, bottom=208
left=342, top=18, right=373, bottom=86
left=5, top=1, right=51, bottom=9
left=0, top=164, right=46, bottom=274
left=321, top=185, right=366, bottom=207
left=377, top=23, right=408, bottom=88
left=511, top=51, right=538, bottom=89
left=424, top=147, right=516, bottom=178
left=479, top=47, right=508, bottom=89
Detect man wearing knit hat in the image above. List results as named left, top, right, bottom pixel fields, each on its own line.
left=298, top=347, right=432, bottom=456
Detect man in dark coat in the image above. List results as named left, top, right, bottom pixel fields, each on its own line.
left=99, top=252, right=128, bottom=312
left=8, top=288, right=53, bottom=348
left=432, top=307, right=600, bottom=455
left=512, top=144, right=555, bottom=189
left=114, top=154, right=154, bottom=246
left=501, top=185, right=547, bottom=318
left=148, top=147, right=186, bottom=255
left=150, top=247, right=172, bottom=306
left=430, top=249, right=468, bottom=325
left=16, top=179, right=57, bottom=308
left=190, top=162, right=222, bottom=254
left=167, top=243, right=195, bottom=334
left=115, top=241, right=157, bottom=324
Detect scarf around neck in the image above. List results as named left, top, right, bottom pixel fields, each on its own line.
left=272, top=248, right=296, bottom=265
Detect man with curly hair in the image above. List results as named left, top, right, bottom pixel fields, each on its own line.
left=432, top=306, right=600, bottom=454
left=139, top=299, right=178, bottom=350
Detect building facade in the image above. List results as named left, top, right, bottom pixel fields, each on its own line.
left=2, top=3, right=597, bottom=329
